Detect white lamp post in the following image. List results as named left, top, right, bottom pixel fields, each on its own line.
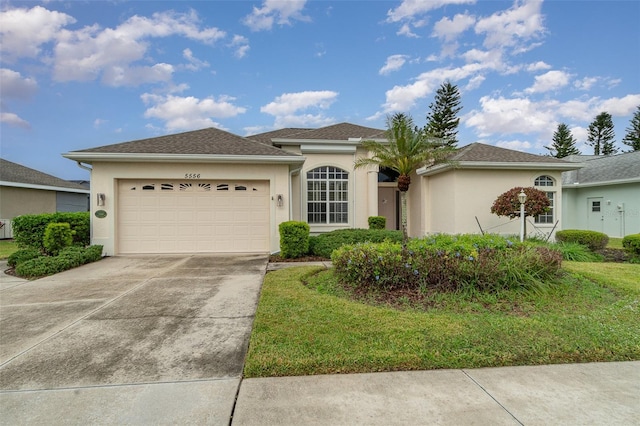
left=518, top=189, right=527, bottom=242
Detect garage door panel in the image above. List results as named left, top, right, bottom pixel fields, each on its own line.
left=118, top=180, right=270, bottom=254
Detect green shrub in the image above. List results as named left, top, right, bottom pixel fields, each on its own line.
left=15, top=245, right=103, bottom=279
left=12, top=212, right=90, bottom=251
left=622, top=234, right=640, bottom=255
left=331, top=234, right=561, bottom=293
left=310, top=228, right=403, bottom=258
left=368, top=216, right=386, bottom=230
left=7, top=248, right=42, bottom=268
left=526, top=240, right=602, bottom=262
left=555, top=229, right=609, bottom=251
left=43, top=222, right=74, bottom=255
left=279, top=221, right=310, bottom=258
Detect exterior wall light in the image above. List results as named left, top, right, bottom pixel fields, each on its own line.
left=97, top=193, right=106, bottom=206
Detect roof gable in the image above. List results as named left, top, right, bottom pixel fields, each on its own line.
left=72, top=127, right=299, bottom=157
left=0, top=158, right=88, bottom=191
left=247, top=128, right=312, bottom=145
left=452, top=143, right=571, bottom=164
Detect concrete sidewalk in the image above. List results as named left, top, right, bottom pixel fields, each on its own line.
left=233, top=361, right=640, bottom=425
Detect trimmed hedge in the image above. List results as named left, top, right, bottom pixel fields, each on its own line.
left=12, top=212, right=90, bottom=251
left=332, top=234, right=562, bottom=293
left=555, top=229, right=609, bottom=251
left=43, top=222, right=74, bottom=255
left=368, top=216, right=386, bottom=230
left=279, top=221, right=310, bottom=258
left=15, top=245, right=103, bottom=279
left=7, top=248, right=42, bottom=268
left=309, top=228, right=403, bottom=258
left=622, top=234, right=640, bottom=256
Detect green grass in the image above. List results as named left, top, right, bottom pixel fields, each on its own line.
left=607, top=237, right=624, bottom=249
left=0, top=240, right=18, bottom=259
left=244, top=264, right=640, bottom=378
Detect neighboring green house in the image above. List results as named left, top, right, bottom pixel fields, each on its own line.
left=0, top=158, right=90, bottom=238
left=562, top=151, right=640, bottom=237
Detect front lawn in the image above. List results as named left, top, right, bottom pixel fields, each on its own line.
left=0, top=239, right=18, bottom=259
left=244, top=263, right=640, bottom=378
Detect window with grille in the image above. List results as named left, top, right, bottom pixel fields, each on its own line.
left=307, top=166, right=349, bottom=224
left=534, top=176, right=555, bottom=224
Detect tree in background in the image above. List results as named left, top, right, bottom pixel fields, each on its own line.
left=587, top=111, right=617, bottom=155
left=355, top=113, right=454, bottom=244
left=622, top=106, right=640, bottom=152
left=424, top=81, right=463, bottom=147
left=545, top=123, right=580, bottom=158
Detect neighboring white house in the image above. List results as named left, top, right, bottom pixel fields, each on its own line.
left=63, top=124, right=582, bottom=255
left=562, top=151, right=640, bottom=237
left=0, top=159, right=90, bottom=239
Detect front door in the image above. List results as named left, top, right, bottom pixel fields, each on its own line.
left=587, top=197, right=604, bottom=233
left=378, top=187, right=399, bottom=230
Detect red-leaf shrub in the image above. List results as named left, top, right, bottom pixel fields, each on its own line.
left=491, top=187, right=550, bottom=219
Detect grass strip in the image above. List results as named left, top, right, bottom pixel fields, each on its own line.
left=244, top=265, right=640, bottom=378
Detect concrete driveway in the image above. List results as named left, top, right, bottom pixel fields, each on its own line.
left=0, top=254, right=267, bottom=424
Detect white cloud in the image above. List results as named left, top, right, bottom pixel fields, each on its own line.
left=261, top=90, right=338, bottom=115
left=0, top=112, right=30, bottom=129
left=386, top=0, right=476, bottom=23
left=526, top=61, right=551, bottom=72
left=397, top=23, right=420, bottom=38
left=465, top=75, right=485, bottom=91
left=495, top=139, right=532, bottom=151
left=0, top=68, right=38, bottom=99
left=260, top=90, right=338, bottom=128
left=93, top=118, right=107, bottom=128
left=0, top=6, right=75, bottom=60
left=598, top=94, right=640, bottom=116
left=379, top=55, right=409, bottom=75
left=141, top=93, right=247, bottom=131
left=52, top=10, right=225, bottom=86
left=474, top=0, right=545, bottom=51
left=243, top=0, right=310, bottom=31
left=525, top=70, right=571, bottom=94
left=229, top=35, right=250, bottom=59
left=432, top=13, right=475, bottom=41
left=182, top=48, right=210, bottom=71
left=464, top=96, right=556, bottom=137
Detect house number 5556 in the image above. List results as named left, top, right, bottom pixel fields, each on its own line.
left=185, top=173, right=201, bottom=179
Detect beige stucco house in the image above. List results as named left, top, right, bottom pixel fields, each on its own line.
left=63, top=124, right=581, bottom=255
left=0, top=159, right=90, bottom=238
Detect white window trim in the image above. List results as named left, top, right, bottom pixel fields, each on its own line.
left=304, top=165, right=350, bottom=226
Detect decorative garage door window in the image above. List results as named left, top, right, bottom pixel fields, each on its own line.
left=128, top=183, right=258, bottom=192
left=307, top=166, right=349, bottom=224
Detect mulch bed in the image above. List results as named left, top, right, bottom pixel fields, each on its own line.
left=269, top=255, right=329, bottom=263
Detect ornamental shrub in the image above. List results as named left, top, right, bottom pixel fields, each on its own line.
left=7, top=248, right=42, bottom=268
left=12, top=212, right=90, bottom=251
left=279, top=221, right=310, bottom=258
left=491, top=187, right=550, bottom=219
left=555, top=229, right=609, bottom=251
left=310, top=228, right=403, bottom=258
left=622, top=233, right=640, bottom=255
left=15, top=245, right=103, bottom=279
left=331, top=234, right=562, bottom=293
left=368, top=216, right=386, bottom=230
left=43, top=222, right=74, bottom=256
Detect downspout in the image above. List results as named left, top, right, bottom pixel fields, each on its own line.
left=75, top=161, right=92, bottom=172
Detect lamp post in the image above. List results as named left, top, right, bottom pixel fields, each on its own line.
left=518, top=189, right=527, bottom=242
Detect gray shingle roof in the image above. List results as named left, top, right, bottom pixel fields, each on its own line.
left=71, top=127, right=300, bottom=157
left=261, top=122, right=386, bottom=142
left=0, top=158, right=88, bottom=191
left=562, top=151, right=640, bottom=185
left=247, top=128, right=313, bottom=145
left=452, top=143, right=572, bottom=164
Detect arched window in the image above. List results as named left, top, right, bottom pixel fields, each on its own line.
left=534, top=175, right=555, bottom=224
left=307, top=166, right=349, bottom=224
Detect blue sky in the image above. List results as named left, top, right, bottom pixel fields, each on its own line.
left=1, top=0, right=639, bottom=180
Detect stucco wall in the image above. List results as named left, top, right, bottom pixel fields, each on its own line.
left=90, top=161, right=292, bottom=255
left=420, top=169, right=565, bottom=239
left=0, top=186, right=56, bottom=218
left=563, top=183, right=640, bottom=237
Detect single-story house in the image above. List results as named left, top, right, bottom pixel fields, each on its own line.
left=62, top=124, right=581, bottom=255
left=0, top=158, right=90, bottom=238
left=562, top=151, right=640, bottom=237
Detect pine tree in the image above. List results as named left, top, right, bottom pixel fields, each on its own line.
left=622, top=105, right=640, bottom=152
left=424, top=81, right=462, bottom=147
left=587, top=111, right=617, bottom=155
left=545, top=123, right=580, bottom=158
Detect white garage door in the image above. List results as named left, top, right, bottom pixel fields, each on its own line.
left=117, top=180, right=270, bottom=254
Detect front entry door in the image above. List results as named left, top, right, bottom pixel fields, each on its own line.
left=587, top=197, right=604, bottom=233
left=378, top=187, right=399, bottom=230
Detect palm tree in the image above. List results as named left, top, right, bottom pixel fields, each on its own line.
left=355, top=113, right=454, bottom=244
